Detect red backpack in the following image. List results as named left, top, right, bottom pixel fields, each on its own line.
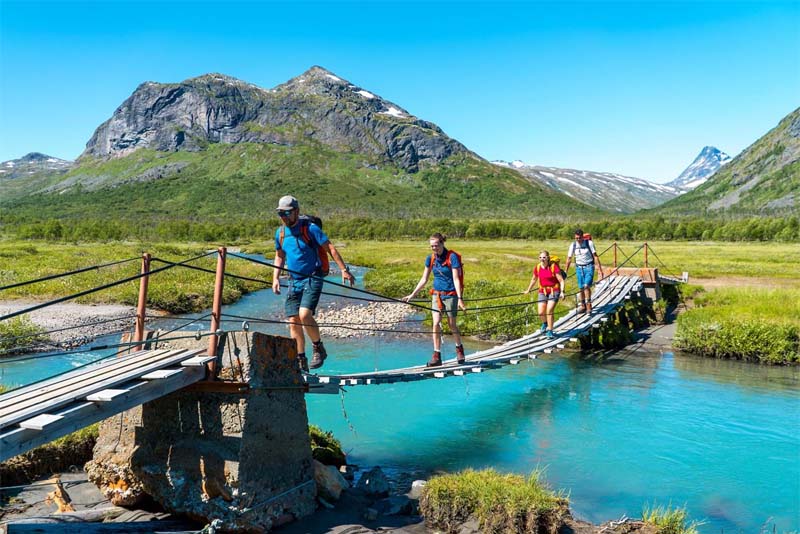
left=279, top=215, right=331, bottom=275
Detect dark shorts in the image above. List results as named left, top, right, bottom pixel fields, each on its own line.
left=431, top=294, right=458, bottom=317
left=538, top=290, right=560, bottom=303
left=285, top=275, right=324, bottom=317
left=576, top=264, right=595, bottom=289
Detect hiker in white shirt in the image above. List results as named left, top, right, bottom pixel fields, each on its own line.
left=564, top=228, right=604, bottom=314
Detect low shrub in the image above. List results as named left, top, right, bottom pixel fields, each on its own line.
left=309, top=424, right=346, bottom=467
left=419, top=468, right=568, bottom=534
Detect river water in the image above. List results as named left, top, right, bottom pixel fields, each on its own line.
left=2, top=274, right=797, bottom=533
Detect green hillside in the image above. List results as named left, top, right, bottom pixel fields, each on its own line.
left=0, top=142, right=597, bottom=221
left=655, top=108, right=800, bottom=216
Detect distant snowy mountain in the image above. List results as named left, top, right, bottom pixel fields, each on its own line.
left=0, top=152, right=73, bottom=180
left=492, top=160, right=678, bottom=213
left=667, top=146, right=731, bottom=191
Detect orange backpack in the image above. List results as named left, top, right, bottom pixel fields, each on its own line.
left=279, top=215, right=330, bottom=275
left=442, top=250, right=465, bottom=293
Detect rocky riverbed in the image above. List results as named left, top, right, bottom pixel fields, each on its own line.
left=316, top=302, right=421, bottom=339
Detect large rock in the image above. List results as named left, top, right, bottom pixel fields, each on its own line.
left=82, top=66, right=471, bottom=173
left=355, top=466, right=390, bottom=497
left=313, top=460, right=349, bottom=501
left=86, top=332, right=316, bottom=532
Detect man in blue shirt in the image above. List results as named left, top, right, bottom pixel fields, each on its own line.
left=272, top=195, right=355, bottom=371
left=402, top=233, right=466, bottom=367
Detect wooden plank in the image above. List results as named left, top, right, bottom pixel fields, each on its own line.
left=18, top=413, right=64, bottom=430
left=0, top=349, right=181, bottom=416
left=0, top=349, right=170, bottom=409
left=86, top=389, right=129, bottom=402
left=0, top=365, right=206, bottom=462
left=471, top=367, right=484, bottom=373
left=141, top=369, right=183, bottom=380
left=0, top=349, right=203, bottom=430
left=180, top=355, right=216, bottom=367
left=453, top=370, right=466, bottom=376
left=433, top=371, right=446, bottom=378
left=509, top=359, right=520, bottom=365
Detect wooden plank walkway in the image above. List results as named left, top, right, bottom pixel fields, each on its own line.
left=306, top=275, right=642, bottom=392
left=0, top=348, right=210, bottom=462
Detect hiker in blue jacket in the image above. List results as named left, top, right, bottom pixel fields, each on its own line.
left=272, top=195, right=355, bottom=371
left=402, top=233, right=466, bottom=367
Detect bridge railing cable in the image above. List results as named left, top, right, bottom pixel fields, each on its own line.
left=0, top=256, right=140, bottom=292
left=0, top=251, right=216, bottom=323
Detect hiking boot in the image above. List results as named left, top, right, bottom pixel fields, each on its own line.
left=456, top=345, right=466, bottom=365
left=427, top=351, right=442, bottom=367
left=577, top=305, right=586, bottom=315
left=540, top=323, right=548, bottom=334
left=546, top=330, right=555, bottom=339
left=310, top=341, right=328, bottom=370
left=298, top=355, right=309, bottom=373
left=586, top=303, right=593, bottom=314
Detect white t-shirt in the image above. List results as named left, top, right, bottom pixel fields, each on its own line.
left=568, top=240, right=596, bottom=266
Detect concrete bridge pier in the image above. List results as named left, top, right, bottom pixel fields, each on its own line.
left=86, top=332, right=316, bottom=532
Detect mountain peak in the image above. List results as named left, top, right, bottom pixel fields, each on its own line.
left=667, top=146, right=731, bottom=191
left=81, top=68, right=468, bottom=172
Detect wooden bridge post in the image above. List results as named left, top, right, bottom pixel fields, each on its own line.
left=613, top=242, right=618, bottom=268
left=207, top=247, right=227, bottom=376
left=133, top=253, right=151, bottom=352
left=644, top=242, right=649, bottom=268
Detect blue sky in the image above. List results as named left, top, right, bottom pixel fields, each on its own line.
left=1, top=1, right=798, bottom=183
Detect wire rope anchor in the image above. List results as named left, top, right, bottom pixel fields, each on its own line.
left=241, top=320, right=249, bottom=332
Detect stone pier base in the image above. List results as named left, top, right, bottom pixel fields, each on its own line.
left=86, top=332, right=316, bottom=532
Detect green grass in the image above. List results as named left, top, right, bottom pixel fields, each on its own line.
left=419, top=468, right=567, bottom=534
left=309, top=424, right=346, bottom=467
left=0, top=242, right=269, bottom=313
left=675, top=288, right=800, bottom=364
left=642, top=503, right=703, bottom=534
left=0, top=315, right=47, bottom=353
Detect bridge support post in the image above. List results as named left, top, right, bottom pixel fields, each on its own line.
left=644, top=242, right=649, bottom=268
left=207, top=247, right=226, bottom=375
left=133, top=253, right=151, bottom=352
left=613, top=242, right=618, bottom=268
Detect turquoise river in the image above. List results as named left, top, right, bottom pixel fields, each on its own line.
left=2, top=272, right=798, bottom=533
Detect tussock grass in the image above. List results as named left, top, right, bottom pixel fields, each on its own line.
left=675, top=288, right=800, bottom=364
left=419, top=468, right=568, bottom=534
left=642, top=503, right=703, bottom=534
left=0, top=315, right=47, bottom=353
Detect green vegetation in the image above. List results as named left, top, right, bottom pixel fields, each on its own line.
left=0, top=143, right=591, bottom=222
left=642, top=503, right=703, bottom=534
left=0, top=242, right=268, bottom=314
left=419, top=468, right=567, bottom=534
left=0, top=315, right=47, bottom=353
left=309, top=424, right=346, bottom=467
left=4, top=215, right=799, bottom=243
left=675, top=288, right=800, bottom=364
left=0, top=423, right=99, bottom=488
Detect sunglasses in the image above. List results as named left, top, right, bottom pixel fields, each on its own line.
left=539, top=257, right=549, bottom=260
left=277, top=210, right=294, bottom=217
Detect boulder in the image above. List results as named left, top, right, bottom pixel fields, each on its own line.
left=314, top=460, right=350, bottom=501
left=408, top=479, right=427, bottom=500
left=356, top=466, right=390, bottom=497
left=373, top=495, right=414, bottom=516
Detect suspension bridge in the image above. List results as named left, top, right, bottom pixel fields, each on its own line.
left=0, top=242, right=684, bottom=462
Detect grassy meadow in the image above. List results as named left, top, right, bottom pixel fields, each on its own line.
left=1, top=238, right=798, bottom=361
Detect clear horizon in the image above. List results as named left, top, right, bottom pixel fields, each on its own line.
left=1, top=0, right=798, bottom=183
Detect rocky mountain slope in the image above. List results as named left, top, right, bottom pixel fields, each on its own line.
left=492, top=160, right=677, bottom=213
left=655, top=108, right=800, bottom=216
left=0, top=152, right=73, bottom=180
left=1, top=67, right=595, bottom=220
left=667, top=146, right=731, bottom=191
left=83, top=67, right=470, bottom=173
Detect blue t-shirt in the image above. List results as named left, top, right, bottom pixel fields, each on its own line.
left=275, top=222, right=330, bottom=279
left=425, top=249, right=461, bottom=292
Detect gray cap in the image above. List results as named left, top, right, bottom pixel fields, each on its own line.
left=276, top=195, right=299, bottom=211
